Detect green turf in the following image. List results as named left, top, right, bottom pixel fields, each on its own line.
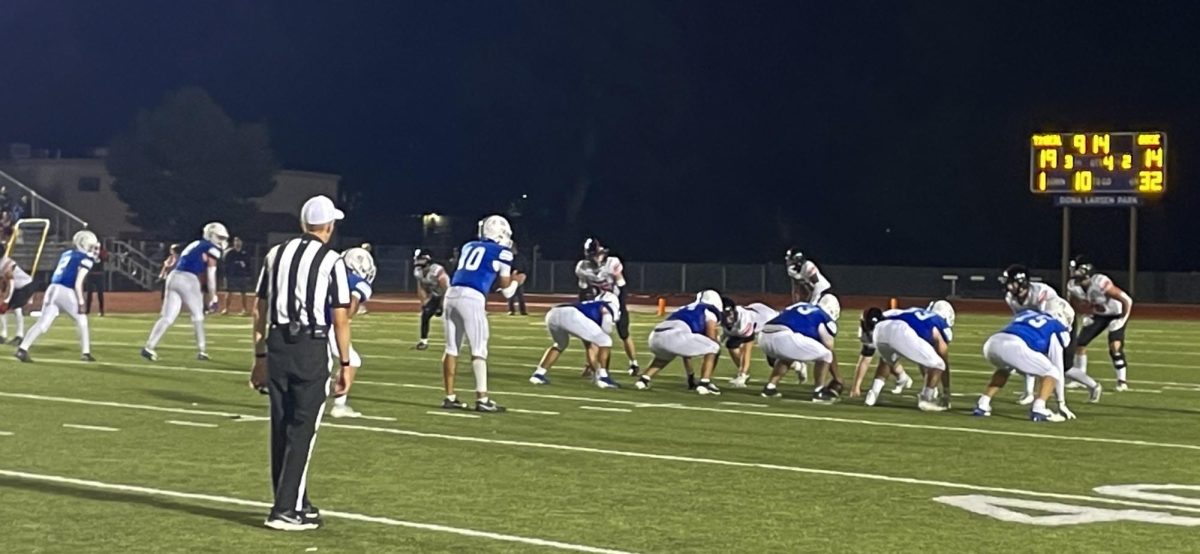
left=2, top=309, right=1200, bottom=553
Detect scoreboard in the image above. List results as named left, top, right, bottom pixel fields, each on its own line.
left=1029, top=132, right=1166, bottom=195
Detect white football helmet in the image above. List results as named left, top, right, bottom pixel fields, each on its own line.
left=1045, top=297, right=1075, bottom=328
left=203, top=222, right=230, bottom=249
left=596, top=291, right=621, bottom=322
left=696, top=289, right=724, bottom=312
left=478, top=215, right=513, bottom=248
left=928, top=299, right=956, bottom=327
left=817, top=294, right=841, bottom=321
left=73, top=229, right=100, bottom=258
left=342, top=247, right=376, bottom=284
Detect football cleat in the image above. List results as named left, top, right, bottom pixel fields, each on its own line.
left=329, top=404, right=362, bottom=418
left=8, top=335, right=21, bottom=345
left=414, top=341, right=429, bottom=351
left=475, top=400, right=507, bottom=413
left=760, top=386, right=781, bottom=398
left=627, top=363, right=640, bottom=377
left=891, top=374, right=913, bottom=395
left=140, top=348, right=158, bottom=362
left=81, top=353, right=96, bottom=362
left=1088, top=383, right=1103, bottom=403
left=917, top=399, right=947, bottom=412
left=595, top=376, right=621, bottom=389
left=1065, top=381, right=1086, bottom=389
left=14, top=348, right=31, bottom=363
left=1115, top=381, right=1129, bottom=392
left=863, top=389, right=879, bottom=407
left=972, top=406, right=991, bottom=417
left=686, top=374, right=698, bottom=390
left=196, top=352, right=210, bottom=361
left=1030, top=409, right=1065, bottom=423
left=264, top=510, right=319, bottom=531
left=728, top=374, right=749, bottom=388
left=441, top=397, right=469, bottom=410
left=1017, top=393, right=1035, bottom=406
left=811, top=389, right=838, bottom=404
left=696, top=381, right=722, bottom=396
left=528, top=373, right=550, bottom=385
left=791, top=361, right=808, bottom=384
left=634, top=377, right=651, bottom=390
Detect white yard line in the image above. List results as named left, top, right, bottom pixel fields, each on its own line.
left=425, top=411, right=481, bottom=419
left=165, top=420, right=218, bottom=428
left=355, top=415, right=398, bottom=422
left=509, top=409, right=561, bottom=415
left=719, top=401, right=767, bottom=408
left=231, top=415, right=271, bottom=422
left=0, top=392, right=243, bottom=417
left=0, top=431, right=13, bottom=436
left=579, top=406, right=632, bottom=413
left=0, top=469, right=633, bottom=554
left=327, top=423, right=1200, bottom=515
left=62, top=423, right=119, bottom=432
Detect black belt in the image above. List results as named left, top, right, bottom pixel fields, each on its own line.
left=271, top=322, right=329, bottom=341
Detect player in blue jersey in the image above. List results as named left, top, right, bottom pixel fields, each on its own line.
left=441, top=215, right=525, bottom=413
left=529, top=292, right=622, bottom=388
left=862, top=300, right=956, bottom=411
left=973, top=298, right=1079, bottom=422
left=758, top=295, right=843, bottom=402
left=142, top=222, right=229, bottom=361
left=328, top=247, right=376, bottom=418
left=635, top=290, right=727, bottom=395
left=15, top=230, right=100, bottom=362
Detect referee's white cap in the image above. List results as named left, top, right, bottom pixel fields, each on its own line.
left=301, top=195, right=345, bottom=225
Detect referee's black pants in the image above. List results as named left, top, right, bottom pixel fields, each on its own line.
left=267, top=327, right=330, bottom=514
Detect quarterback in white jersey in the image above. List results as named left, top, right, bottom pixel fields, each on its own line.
left=0, top=254, right=35, bottom=343
left=723, top=301, right=779, bottom=387
left=1067, top=256, right=1134, bottom=391
left=413, top=248, right=449, bottom=351
left=575, top=238, right=639, bottom=374
left=785, top=248, right=831, bottom=303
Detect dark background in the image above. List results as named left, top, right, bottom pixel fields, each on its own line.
left=1, top=1, right=1195, bottom=269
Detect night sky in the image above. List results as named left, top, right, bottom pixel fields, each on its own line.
left=2, top=1, right=1198, bottom=269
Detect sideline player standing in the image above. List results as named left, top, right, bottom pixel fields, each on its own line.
left=142, top=222, right=229, bottom=361
left=1067, top=256, right=1134, bottom=391
left=862, top=300, right=956, bottom=411
left=440, top=215, right=524, bottom=413
left=973, top=298, right=1078, bottom=422
left=0, top=252, right=35, bottom=343
left=785, top=248, right=831, bottom=303
left=328, top=247, right=376, bottom=419
left=413, top=248, right=449, bottom=350
left=15, top=230, right=99, bottom=362
left=576, top=238, right=640, bottom=375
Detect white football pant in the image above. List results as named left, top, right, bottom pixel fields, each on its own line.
left=146, top=271, right=207, bottom=353
left=758, top=327, right=832, bottom=364
left=648, top=320, right=720, bottom=361
left=443, top=286, right=490, bottom=358
left=545, top=306, right=612, bottom=350
left=873, top=319, right=945, bottom=370
left=20, top=284, right=89, bottom=353
left=983, top=333, right=1063, bottom=380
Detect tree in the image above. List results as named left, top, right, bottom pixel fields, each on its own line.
left=108, top=87, right=277, bottom=238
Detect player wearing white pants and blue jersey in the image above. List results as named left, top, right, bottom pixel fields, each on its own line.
left=635, top=290, right=726, bottom=395
left=441, top=215, right=524, bottom=413
left=974, top=298, right=1079, bottom=422
left=529, top=292, right=621, bottom=388
left=15, top=230, right=99, bottom=362
left=863, top=300, right=956, bottom=411
left=143, top=222, right=228, bottom=361
left=328, top=247, right=375, bottom=419
left=758, top=295, right=842, bottom=402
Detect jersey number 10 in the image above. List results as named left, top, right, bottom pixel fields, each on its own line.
left=458, top=245, right=486, bottom=272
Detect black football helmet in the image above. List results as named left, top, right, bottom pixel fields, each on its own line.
left=1069, top=255, right=1093, bottom=280
left=1001, top=263, right=1031, bottom=299
left=860, top=307, right=884, bottom=335
left=785, top=248, right=805, bottom=268
left=720, top=296, right=739, bottom=329
left=583, top=237, right=608, bottom=261
left=413, top=248, right=433, bottom=267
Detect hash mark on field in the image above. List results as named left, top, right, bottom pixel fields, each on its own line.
left=0, top=431, right=12, bottom=436
left=720, top=401, right=767, bottom=408
left=425, top=411, right=481, bottom=419
left=579, top=406, right=631, bottom=413
left=62, top=424, right=118, bottom=432
left=509, top=409, right=561, bottom=415
left=166, top=420, right=218, bottom=428
left=232, top=415, right=271, bottom=422
left=356, top=415, right=398, bottom=422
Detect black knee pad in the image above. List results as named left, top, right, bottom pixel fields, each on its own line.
left=1109, top=344, right=1127, bottom=368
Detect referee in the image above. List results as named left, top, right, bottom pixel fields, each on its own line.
left=249, top=195, right=352, bottom=531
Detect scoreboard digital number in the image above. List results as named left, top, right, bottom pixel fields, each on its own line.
left=1029, top=132, right=1166, bottom=195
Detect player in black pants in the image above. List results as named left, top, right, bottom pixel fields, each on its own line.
left=413, top=249, right=449, bottom=350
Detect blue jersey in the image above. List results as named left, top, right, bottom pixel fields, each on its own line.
left=175, top=239, right=222, bottom=275
left=1001, top=310, right=1070, bottom=355
left=572, top=299, right=614, bottom=327
left=50, top=249, right=94, bottom=287
left=328, top=273, right=373, bottom=322
left=667, top=302, right=721, bottom=334
left=883, top=308, right=953, bottom=345
left=767, top=302, right=837, bottom=340
left=449, top=240, right=513, bottom=295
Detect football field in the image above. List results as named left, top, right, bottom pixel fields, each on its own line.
left=2, top=308, right=1200, bottom=553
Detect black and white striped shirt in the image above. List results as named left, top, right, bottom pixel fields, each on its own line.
left=256, top=234, right=351, bottom=327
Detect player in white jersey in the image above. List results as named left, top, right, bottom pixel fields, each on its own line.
left=1001, top=264, right=1101, bottom=403
left=413, top=248, right=449, bottom=350
left=785, top=248, right=831, bottom=303
left=576, top=238, right=640, bottom=375
left=1067, top=256, right=1134, bottom=391
left=0, top=254, right=36, bottom=344
left=849, top=307, right=912, bottom=398
left=724, top=301, right=780, bottom=387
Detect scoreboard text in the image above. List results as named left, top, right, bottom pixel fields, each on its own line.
left=1029, top=132, right=1166, bottom=195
